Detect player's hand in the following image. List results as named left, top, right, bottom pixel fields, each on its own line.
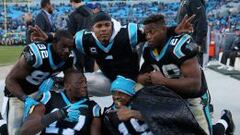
left=175, top=15, right=195, bottom=34
left=61, top=102, right=88, bottom=122
left=29, top=25, right=48, bottom=41
left=23, top=97, right=39, bottom=120
left=150, top=71, right=165, bottom=85
left=115, top=107, right=133, bottom=121
left=137, top=73, right=152, bottom=85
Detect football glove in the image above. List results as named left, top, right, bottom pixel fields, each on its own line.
left=60, top=102, right=88, bottom=122
left=23, top=97, right=39, bottom=120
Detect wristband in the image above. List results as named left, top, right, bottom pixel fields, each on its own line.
left=46, top=33, right=54, bottom=43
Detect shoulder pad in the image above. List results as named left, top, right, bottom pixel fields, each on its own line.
left=28, top=43, right=44, bottom=68
left=128, top=23, right=138, bottom=48
left=75, top=30, right=86, bottom=54
left=172, top=34, right=192, bottom=59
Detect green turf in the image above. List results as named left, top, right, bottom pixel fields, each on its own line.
left=0, top=46, right=24, bottom=66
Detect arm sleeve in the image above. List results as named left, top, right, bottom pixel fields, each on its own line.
left=139, top=46, right=154, bottom=73
left=74, top=30, right=86, bottom=54
left=189, top=0, right=208, bottom=45
left=22, top=45, right=37, bottom=67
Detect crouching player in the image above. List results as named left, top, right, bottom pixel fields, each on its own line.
left=138, top=14, right=235, bottom=135
left=103, top=76, right=153, bottom=135
left=20, top=70, right=101, bottom=135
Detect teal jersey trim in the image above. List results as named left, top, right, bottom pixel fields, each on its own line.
left=40, top=91, right=51, bottom=105
left=173, top=34, right=191, bottom=59
left=47, top=44, right=65, bottom=70
left=128, top=23, right=138, bottom=48
left=29, top=43, right=43, bottom=68
left=75, top=30, right=85, bottom=54
left=202, top=92, right=213, bottom=135
left=92, top=104, right=101, bottom=117
left=150, top=37, right=172, bottom=61
left=94, top=38, right=114, bottom=53
left=60, top=91, right=88, bottom=106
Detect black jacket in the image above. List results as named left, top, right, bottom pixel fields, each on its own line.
left=176, top=0, right=208, bottom=52
left=35, top=10, right=56, bottom=33
left=232, top=35, right=240, bottom=51
left=67, top=5, right=93, bottom=35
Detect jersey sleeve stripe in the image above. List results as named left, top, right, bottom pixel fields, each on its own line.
left=128, top=23, right=138, bottom=48
left=75, top=30, right=85, bottom=54
left=40, top=91, right=51, bottom=105
left=92, top=104, right=101, bottom=117
left=173, top=34, right=191, bottom=59
left=29, top=43, right=43, bottom=68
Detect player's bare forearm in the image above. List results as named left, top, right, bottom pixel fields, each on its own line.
left=5, top=78, right=27, bottom=101
left=5, top=57, right=31, bottom=101
left=20, top=105, right=63, bottom=135
left=91, top=118, right=101, bottom=135
left=137, top=73, right=152, bottom=85
left=20, top=105, right=46, bottom=135
left=150, top=57, right=202, bottom=97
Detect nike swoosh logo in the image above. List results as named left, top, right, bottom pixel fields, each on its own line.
left=197, top=6, right=201, bottom=9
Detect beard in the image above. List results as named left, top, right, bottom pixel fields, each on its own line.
left=48, top=9, right=53, bottom=14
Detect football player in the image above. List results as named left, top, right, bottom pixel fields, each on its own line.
left=103, top=76, right=152, bottom=135
left=29, top=11, right=194, bottom=96
left=20, top=69, right=101, bottom=135
left=138, top=14, right=235, bottom=135
left=5, top=30, right=76, bottom=134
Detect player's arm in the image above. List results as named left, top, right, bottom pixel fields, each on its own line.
left=189, top=0, right=207, bottom=46
left=150, top=57, right=201, bottom=98
left=116, top=107, right=144, bottom=121
left=137, top=47, right=154, bottom=85
left=90, top=118, right=101, bottom=135
left=5, top=56, right=32, bottom=101
left=20, top=104, right=64, bottom=135
left=29, top=25, right=55, bottom=42
left=137, top=61, right=152, bottom=85
left=91, top=103, right=102, bottom=135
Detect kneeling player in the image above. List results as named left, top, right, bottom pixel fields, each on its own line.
left=138, top=14, right=235, bottom=135
left=20, top=70, right=101, bottom=135
left=103, top=76, right=153, bottom=135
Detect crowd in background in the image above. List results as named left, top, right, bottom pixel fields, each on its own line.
left=0, top=0, right=239, bottom=46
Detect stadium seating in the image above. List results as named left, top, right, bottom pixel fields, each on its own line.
left=0, top=0, right=239, bottom=45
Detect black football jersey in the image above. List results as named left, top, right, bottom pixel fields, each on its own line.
left=103, top=104, right=153, bottom=135
left=141, top=34, right=197, bottom=77
left=39, top=91, right=101, bottom=135
left=140, top=34, right=207, bottom=95
left=75, top=23, right=146, bottom=81
left=8, top=43, right=74, bottom=95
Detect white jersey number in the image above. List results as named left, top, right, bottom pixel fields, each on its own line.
left=26, top=70, right=50, bottom=85
left=118, top=118, right=153, bottom=135
left=45, top=108, right=86, bottom=135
